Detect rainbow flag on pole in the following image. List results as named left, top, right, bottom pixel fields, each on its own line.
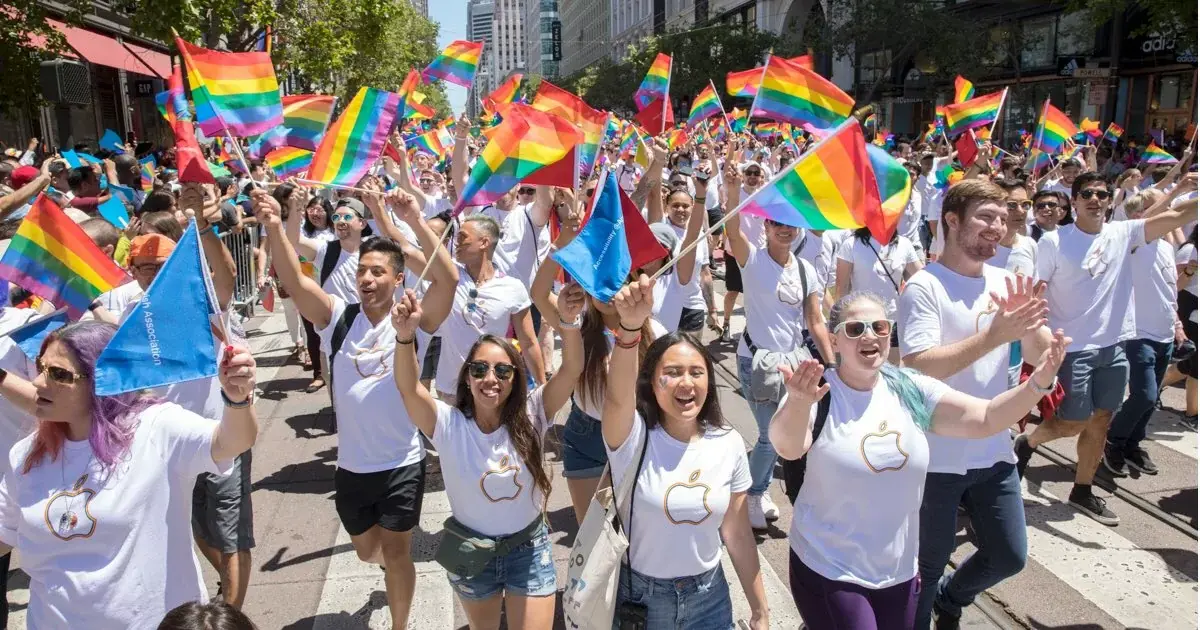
left=155, top=65, right=189, bottom=126
left=750, top=55, right=854, bottom=131
left=531, top=80, right=607, bottom=178
left=729, top=107, right=748, bottom=133
left=307, top=87, right=401, bottom=186
left=0, top=196, right=129, bottom=317
left=248, top=94, right=338, bottom=158
left=726, top=67, right=761, bottom=98
left=423, top=40, right=484, bottom=88
left=139, top=156, right=156, bottom=192
left=485, top=73, right=523, bottom=108
left=174, top=36, right=283, bottom=138
left=953, top=76, right=975, bottom=103
left=1141, top=143, right=1178, bottom=164
left=265, top=147, right=314, bottom=178
left=1032, top=100, right=1079, bottom=154
left=634, top=53, right=671, bottom=111
left=1102, top=122, right=1124, bottom=145
left=942, top=90, right=1004, bottom=137
left=687, top=81, right=724, bottom=129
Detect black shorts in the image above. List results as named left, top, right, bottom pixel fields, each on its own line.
left=192, top=450, right=255, bottom=553
left=725, top=261, right=744, bottom=293
left=335, top=460, right=426, bottom=536
left=679, top=307, right=706, bottom=332
left=706, top=207, right=724, bottom=235
left=421, top=336, right=442, bottom=382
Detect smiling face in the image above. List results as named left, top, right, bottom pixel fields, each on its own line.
left=1073, top=179, right=1111, bottom=230
left=355, top=251, right=401, bottom=311
left=306, top=202, right=328, bottom=228
left=1004, top=186, right=1030, bottom=232
left=466, top=342, right=515, bottom=414
left=667, top=192, right=692, bottom=227
left=765, top=219, right=799, bottom=249
left=832, top=298, right=890, bottom=376
left=950, top=198, right=1006, bottom=262
left=331, top=207, right=365, bottom=240
left=651, top=342, right=709, bottom=423
left=33, top=340, right=92, bottom=424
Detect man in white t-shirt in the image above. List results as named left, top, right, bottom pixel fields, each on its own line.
left=1038, top=157, right=1083, bottom=198
left=988, top=179, right=1038, bottom=278
left=900, top=178, right=1052, bottom=629
left=287, top=197, right=371, bottom=306
left=256, top=187, right=458, bottom=629
left=1019, top=171, right=1199, bottom=526
left=914, top=152, right=944, bottom=256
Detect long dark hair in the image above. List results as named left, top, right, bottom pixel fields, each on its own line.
left=635, top=333, right=726, bottom=432
left=304, top=197, right=334, bottom=237
left=454, top=335, right=552, bottom=512
left=577, top=303, right=653, bottom=412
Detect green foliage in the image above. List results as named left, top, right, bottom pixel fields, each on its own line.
left=1065, top=0, right=1197, bottom=53
left=418, top=83, right=453, bottom=120
left=0, top=0, right=89, bottom=115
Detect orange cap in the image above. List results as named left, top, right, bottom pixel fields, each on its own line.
left=128, top=234, right=176, bottom=262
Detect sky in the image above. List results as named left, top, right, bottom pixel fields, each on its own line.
left=429, top=1, right=470, bottom=113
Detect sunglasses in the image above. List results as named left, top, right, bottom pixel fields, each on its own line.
left=834, top=319, right=894, bottom=339
left=1006, top=200, right=1034, bottom=211
left=331, top=212, right=359, bottom=222
left=518, top=187, right=535, bottom=195
left=1034, top=201, right=1059, bottom=210
left=1077, top=189, right=1112, bottom=201
left=466, top=288, right=479, bottom=312
left=585, top=187, right=597, bottom=198
left=36, top=360, right=85, bottom=385
left=132, top=262, right=163, bottom=275
left=418, top=179, right=435, bottom=186
left=669, top=180, right=688, bottom=189
left=466, top=360, right=516, bottom=381
left=745, top=171, right=763, bottom=177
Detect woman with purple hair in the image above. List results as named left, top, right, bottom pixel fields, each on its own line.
left=0, top=321, right=259, bottom=629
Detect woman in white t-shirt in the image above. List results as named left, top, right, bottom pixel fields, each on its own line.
left=0, top=321, right=259, bottom=629
left=390, top=285, right=585, bottom=630
left=768, top=291, right=1067, bottom=628
left=602, top=275, right=769, bottom=630
left=835, top=227, right=923, bottom=363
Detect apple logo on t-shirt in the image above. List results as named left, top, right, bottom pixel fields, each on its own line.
left=663, top=469, right=713, bottom=525
left=975, top=299, right=999, bottom=334
left=480, top=455, right=523, bottom=502
left=860, top=421, right=909, bottom=473
left=1084, top=243, right=1110, bottom=279
left=44, top=473, right=97, bottom=541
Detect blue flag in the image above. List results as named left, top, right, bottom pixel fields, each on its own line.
left=94, top=220, right=220, bottom=395
left=97, top=196, right=130, bottom=229
left=8, top=309, right=68, bottom=361
left=60, top=149, right=82, bottom=168
left=110, top=183, right=136, bottom=205
left=100, top=130, right=125, bottom=154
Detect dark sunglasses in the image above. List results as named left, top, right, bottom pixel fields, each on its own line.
left=744, top=170, right=763, bottom=177
left=834, top=319, right=894, bottom=339
left=466, top=288, right=479, bottom=312
left=331, top=212, right=359, bottom=222
left=1034, top=201, right=1059, bottom=210
left=1077, top=189, right=1112, bottom=201
left=517, top=187, right=535, bottom=195
left=466, top=361, right=516, bottom=381
left=36, top=360, right=85, bottom=385
left=1006, top=200, right=1034, bottom=211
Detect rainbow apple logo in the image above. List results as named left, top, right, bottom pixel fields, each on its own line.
left=480, top=455, right=523, bottom=502
left=44, top=474, right=97, bottom=541
left=860, top=421, right=910, bottom=473
left=663, top=469, right=713, bottom=525
left=1084, top=247, right=1110, bottom=279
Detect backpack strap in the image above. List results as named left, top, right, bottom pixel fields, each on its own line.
left=318, top=242, right=343, bottom=290
left=781, top=377, right=830, bottom=505
left=327, top=303, right=362, bottom=398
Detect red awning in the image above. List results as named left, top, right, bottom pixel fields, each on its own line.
left=43, top=19, right=172, bottom=79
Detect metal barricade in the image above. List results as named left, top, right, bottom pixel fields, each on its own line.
left=221, top=228, right=260, bottom=317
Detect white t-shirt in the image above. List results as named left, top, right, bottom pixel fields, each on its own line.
left=1041, top=179, right=1072, bottom=198
left=663, top=218, right=709, bottom=311
left=493, top=205, right=550, bottom=288
left=423, top=196, right=453, bottom=219
left=790, top=369, right=947, bottom=589
left=1036, top=220, right=1146, bottom=352
left=987, top=234, right=1038, bottom=279
left=314, top=240, right=361, bottom=306
left=1131, top=239, right=1179, bottom=342
left=1178, top=244, right=1198, bottom=300
left=88, top=282, right=143, bottom=318
left=435, top=266, right=531, bottom=394
left=837, top=236, right=920, bottom=318
left=570, top=320, right=669, bottom=419
left=899, top=263, right=1019, bottom=474
left=651, top=266, right=687, bottom=334
left=898, top=194, right=923, bottom=254
left=608, top=415, right=750, bottom=579
left=318, top=295, right=425, bottom=472
left=816, top=230, right=851, bottom=303
left=0, top=403, right=231, bottom=629
left=736, top=245, right=818, bottom=359
left=432, top=387, right=549, bottom=537
left=0, top=309, right=39, bottom=458
left=739, top=204, right=766, bottom=248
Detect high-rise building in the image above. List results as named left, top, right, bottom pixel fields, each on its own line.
left=493, top=0, right=527, bottom=80
left=524, top=0, right=560, bottom=79
left=559, top=0, right=610, bottom=76
left=466, top=0, right=496, bottom=118
left=409, top=0, right=429, bottom=18
left=608, top=0, right=652, bottom=64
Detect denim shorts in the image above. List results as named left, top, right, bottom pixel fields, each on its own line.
left=561, top=402, right=608, bottom=479
left=447, top=522, right=556, bottom=600
left=1058, top=344, right=1130, bottom=421
left=614, top=563, right=734, bottom=630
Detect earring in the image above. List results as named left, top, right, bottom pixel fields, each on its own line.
left=833, top=352, right=842, bottom=368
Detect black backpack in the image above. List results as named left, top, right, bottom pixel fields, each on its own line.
left=780, top=378, right=832, bottom=505
left=318, top=242, right=344, bottom=290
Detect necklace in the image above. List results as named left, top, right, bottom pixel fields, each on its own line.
left=53, top=450, right=94, bottom=538
left=351, top=321, right=393, bottom=379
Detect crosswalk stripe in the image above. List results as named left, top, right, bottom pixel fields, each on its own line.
left=1145, top=414, right=1197, bottom=460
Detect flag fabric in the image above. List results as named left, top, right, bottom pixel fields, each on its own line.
left=0, top=196, right=129, bottom=317
left=265, top=147, right=314, bottom=178
left=736, top=119, right=903, bottom=244
left=97, top=196, right=130, bottom=230
left=953, top=76, right=975, bottom=103
left=1141, top=143, right=1178, bottom=164
left=155, top=65, right=190, bottom=126
left=174, top=119, right=216, bottom=185
left=485, top=73, right=523, bottom=109
left=255, top=25, right=273, bottom=54
left=94, top=220, right=221, bottom=396
left=942, top=91, right=1004, bottom=137
left=456, top=104, right=583, bottom=212
left=1033, top=101, right=1078, bottom=154
left=423, top=40, right=484, bottom=88
left=726, top=67, right=761, bottom=98
left=633, top=96, right=674, bottom=136
left=307, top=87, right=401, bottom=187
left=531, top=81, right=607, bottom=178
left=175, top=37, right=283, bottom=138
left=750, top=55, right=854, bottom=131
left=409, top=126, right=453, bottom=161
left=955, top=129, right=979, bottom=169
left=139, top=156, right=157, bottom=192
left=1079, top=117, right=1102, bottom=140
left=550, top=167, right=668, bottom=302
left=1098, top=122, right=1121, bottom=145
left=729, top=107, right=748, bottom=133
left=865, top=143, right=912, bottom=242
left=933, top=163, right=954, bottom=190
left=687, top=82, right=723, bottom=129
left=279, top=94, right=338, bottom=151
left=634, top=53, right=672, bottom=111
left=1148, top=128, right=1165, bottom=146
left=100, top=129, right=125, bottom=154
left=9, top=309, right=69, bottom=361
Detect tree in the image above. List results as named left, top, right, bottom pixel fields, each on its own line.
left=1067, top=0, right=1197, bottom=53
left=0, top=0, right=89, bottom=115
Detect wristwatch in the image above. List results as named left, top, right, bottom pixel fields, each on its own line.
left=1028, top=376, right=1056, bottom=395
left=221, top=390, right=254, bottom=409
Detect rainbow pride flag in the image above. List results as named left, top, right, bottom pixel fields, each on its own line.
left=1141, top=143, right=1178, bottom=164
left=687, top=82, right=724, bottom=129
left=175, top=37, right=283, bottom=138
left=423, top=40, right=483, bottom=88
left=280, top=95, right=338, bottom=151
left=265, top=147, right=314, bottom=178
left=751, top=55, right=853, bottom=131
left=456, top=104, right=582, bottom=212
left=942, top=90, right=1004, bottom=137
left=1033, top=101, right=1078, bottom=153
left=953, top=76, right=975, bottom=103
left=1103, top=122, right=1124, bottom=145
left=1079, top=117, right=1102, bottom=140
left=737, top=120, right=907, bottom=244
left=308, top=87, right=401, bottom=186
left=139, top=156, right=156, bottom=192
left=0, top=196, right=129, bottom=317
left=726, top=67, right=761, bottom=98
left=634, top=53, right=671, bottom=111
left=531, top=80, right=606, bottom=178
left=485, top=73, right=523, bottom=109
left=729, top=107, right=748, bottom=133
left=409, top=126, right=453, bottom=161
left=155, top=65, right=189, bottom=126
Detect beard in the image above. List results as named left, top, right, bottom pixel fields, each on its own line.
left=959, top=227, right=999, bottom=261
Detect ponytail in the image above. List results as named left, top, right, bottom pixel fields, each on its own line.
left=879, top=363, right=932, bottom=431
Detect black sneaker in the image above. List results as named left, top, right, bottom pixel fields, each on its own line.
left=932, top=601, right=961, bottom=630
left=1068, top=485, right=1120, bottom=526
left=1013, top=434, right=1035, bottom=479
left=1102, top=445, right=1128, bottom=477
left=1125, top=447, right=1159, bottom=475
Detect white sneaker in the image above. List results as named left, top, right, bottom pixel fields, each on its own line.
left=748, top=495, right=769, bottom=530
left=761, top=493, right=781, bottom=521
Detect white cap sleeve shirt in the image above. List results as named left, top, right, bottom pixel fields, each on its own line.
left=662, top=219, right=709, bottom=311
left=899, top=263, right=1018, bottom=474
left=314, top=240, right=362, bottom=306
left=493, top=204, right=550, bottom=289
left=435, top=266, right=532, bottom=395
left=317, top=295, right=425, bottom=473
left=837, top=236, right=919, bottom=319
left=606, top=415, right=751, bottom=579
left=651, top=264, right=687, bottom=335
left=987, top=234, right=1038, bottom=280
left=0, top=403, right=232, bottom=629
left=737, top=245, right=819, bottom=358
left=1131, top=240, right=1179, bottom=342
left=432, top=386, right=550, bottom=537
left=789, top=369, right=948, bottom=589
left=1036, top=220, right=1146, bottom=352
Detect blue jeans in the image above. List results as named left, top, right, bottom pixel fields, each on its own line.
left=446, top=522, right=556, bottom=600
left=915, top=462, right=1027, bottom=628
left=737, top=355, right=782, bottom=496
left=1108, top=339, right=1174, bottom=451
left=561, top=402, right=608, bottom=479
left=615, top=563, right=734, bottom=630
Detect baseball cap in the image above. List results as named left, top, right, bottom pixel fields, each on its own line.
left=10, top=166, right=39, bottom=189
left=129, top=234, right=176, bottom=262
left=649, top=223, right=679, bottom=254
left=334, top=197, right=367, bottom=218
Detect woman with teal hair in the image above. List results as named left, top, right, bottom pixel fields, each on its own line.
left=768, top=290, right=1069, bottom=629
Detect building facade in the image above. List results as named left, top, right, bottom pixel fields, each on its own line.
left=466, top=0, right=496, bottom=118
left=558, top=0, right=610, bottom=76
left=493, top=0, right=528, bottom=80
left=608, top=0, right=653, bottom=63
left=524, top=0, right=561, bottom=79
left=409, top=0, right=429, bottom=18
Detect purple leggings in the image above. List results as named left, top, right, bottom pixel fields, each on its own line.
left=789, top=551, right=920, bottom=630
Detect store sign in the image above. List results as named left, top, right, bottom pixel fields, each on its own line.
left=1088, top=84, right=1108, bottom=105
left=133, top=80, right=154, bottom=97
left=551, top=21, right=562, bottom=61
left=1140, top=31, right=1176, bottom=55
left=1074, top=67, right=1111, bottom=78
left=1057, top=56, right=1087, bottom=77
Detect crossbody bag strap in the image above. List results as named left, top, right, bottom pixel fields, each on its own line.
left=868, top=240, right=902, bottom=294
left=622, top=424, right=650, bottom=568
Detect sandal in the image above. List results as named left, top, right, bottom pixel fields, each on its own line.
left=300, top=350, right=312, bottom=370
left=304, top=378, right=326, bottom=394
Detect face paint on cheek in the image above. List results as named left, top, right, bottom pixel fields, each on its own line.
left=658, top=375, right=670, bottom=389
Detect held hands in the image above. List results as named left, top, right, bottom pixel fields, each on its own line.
left=219, top=346, right=257, bottom=403
left=1030, top=329, right=1071, bottom=390
left=778, top=359, right=829, bottom=405
left=987, top=275, right=1048, bottom=345
left=557, top=283, right=587, bottom=324
left=386, top=188, right=421, bottom=223
left=390, top=289, right=423, bottom=341
left=250, top=189, right=282, bottom=227
left=612, top=274, right=655, bottom=330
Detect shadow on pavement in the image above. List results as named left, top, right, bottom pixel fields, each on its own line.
left=286, top=412, right=337, bottom=440
left=280, top=590, right=387, bottom=630
left=260, top=543, right=357, bottom=573
left=253, top=447, right=338, bottom=492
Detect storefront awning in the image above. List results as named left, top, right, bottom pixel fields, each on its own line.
left=44, top=19, right=172, bottom=79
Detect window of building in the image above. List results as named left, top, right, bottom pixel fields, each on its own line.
left=860, top=49, right=891, bottom=84
left=1020, top=17, right=1055, bottom=69
left=1152, top=73, right=1194, bottom=111
left=1056, top=11, right=1092, bottom=56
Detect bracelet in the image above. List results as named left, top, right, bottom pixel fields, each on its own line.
left=614, top=333, right=642, bottom=349
left=618, top=322, right=643, bottom=333
left=559, top=315, right=583, bottom=330
left=1028, top=376, right=1057, bottom=395
left=87, top=300, right=102, bottom=312
left=396, top=335, right=416, bottom=345
left=221, top=390, right=253, bottom=408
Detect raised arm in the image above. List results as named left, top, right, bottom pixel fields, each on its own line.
left=210, top=346, right=260, bottom=462
left=251, top=189, right=334, bottom=329
left=630, top=139, right=668, bottom=210
left=1144, top=174, right=1198, bottom=243
left=601, top=275, right=655, bottom=450
left=0, top=157, right=53, bottom=218
left=539, top=283, right=586, bottom=416
left=723, top=163, right=750, bottom=267
left=768, top=360, right=829, bottom=460
left=675, top=175, right=708, bottom=286
left=385, top=189, right=459, bottom=332
left=283, top=195, right=320, bottom=262
left=451, top=115, right=472, bottom=197
left=390, top=290, right=438, bottom=438
left=179, top=183, right=236, bottom=310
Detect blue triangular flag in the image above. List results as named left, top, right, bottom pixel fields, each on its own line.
left=60, top=149, right=82, bottom=168
left=100, top=130, right=125, bottom=153
left=94, top=220, right=220, bottom=395
left=97, top=196, right=130, bottom=229
left=8, top=309, right=68, bottom=361
left=551, top=167, right=635, bottom=303
left=77, top=152, right=101, bottom=164
left=110, top=183, right=136, bottom=205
